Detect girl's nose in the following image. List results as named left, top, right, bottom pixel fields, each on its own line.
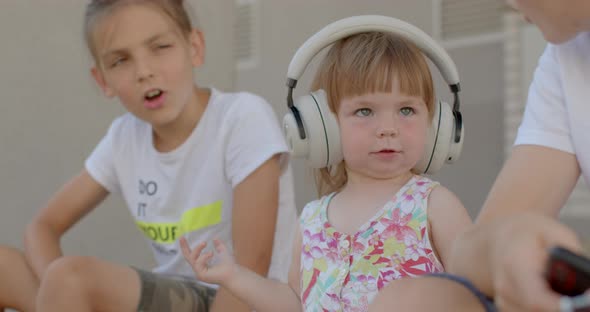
left=378, top=127, right=398, bottom=137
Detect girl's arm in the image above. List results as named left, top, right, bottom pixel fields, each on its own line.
left=24, top=169, right=108, bottom=279
left=426, top=184, right=472, bottom=269
left=209, top=155, right=288, bottom=312
left=181, top=224, right=302, bottom=312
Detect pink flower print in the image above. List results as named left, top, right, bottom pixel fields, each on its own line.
left=401, top=256, right=436, bottom=276
left=342, top=295, right=370, bottom=312
left=391, top=208, right=412, bottom=226
left=390, top=253, right=409, bottom=277
left=302, top=244, right=323, bottom=271
left=302, top=229, right=325, bottom=270
left=304, top=228, right=326, bottom=244
left=368, top=232, right=379, bottom=246
left=380, top=209, right=416, bottom=241
left=399, top=190, right=418, bottom=215
left=324, top=237, right=340, bottom=262
left=415, top=179, right=428, bottom=187
left=353, top=274, right=378, bottom=292
left=320, top=292, right=342, bottom=311
left=366, top=239, right=384, bottom=257
left=404, top=234, right=428, bottom=261
left=377, top=269, right=401, bottom=289
left=352, top=239, right=365, bottom=254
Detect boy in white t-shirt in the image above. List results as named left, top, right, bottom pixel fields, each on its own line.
left=0, top=1, right=296, bottom=312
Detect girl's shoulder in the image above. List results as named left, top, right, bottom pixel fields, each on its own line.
left=299, top=193, right=333, bottom=224
left=412, top=175, right=440, bottom=189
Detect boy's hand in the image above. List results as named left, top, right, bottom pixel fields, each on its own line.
left=180, top=237, right=238, bottom=286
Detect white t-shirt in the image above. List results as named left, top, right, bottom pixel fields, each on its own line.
left=86, top=88, right=297, bottom=284
left=515, top=32, right=590, bottom=185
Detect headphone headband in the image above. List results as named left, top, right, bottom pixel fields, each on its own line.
left=286, top=15, right=462, bottom=143
left=286, top=15, right=460, bottom=86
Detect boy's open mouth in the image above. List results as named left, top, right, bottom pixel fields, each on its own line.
left=145, top=89, right=163, bottom=100
left=143, top=89, right=166, bottom=109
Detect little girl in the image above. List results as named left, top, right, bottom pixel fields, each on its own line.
left=181, top=29, right=472, bottom=311
left=0, top=1, right=296, bottom=311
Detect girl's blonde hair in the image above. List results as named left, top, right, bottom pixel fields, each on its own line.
left=84, top=0, right=195, bottom=64
left=312, top=32, right=435, bottom=196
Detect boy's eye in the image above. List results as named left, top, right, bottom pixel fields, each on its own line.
left=155, top=44, right=172, bottom=50
left=354, top=108, right=373, bottom=117
left=400, top=107, right=415, bottom=116
left=110, top=57, right=127, bottom=68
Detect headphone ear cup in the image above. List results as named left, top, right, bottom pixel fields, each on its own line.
left=309, top=90, right=343, bottom=168
left=283, top=111, right=309, bottom=158
left=414, top=100, right=454, bottom=175
left=446, top=115, right=464, bottom=164
left=283, top=89, right=342, bottom=168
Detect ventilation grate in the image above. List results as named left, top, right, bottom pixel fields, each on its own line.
left=235, top=0, right=260, bottom=70
left=438, top=0, right=507, bottom=41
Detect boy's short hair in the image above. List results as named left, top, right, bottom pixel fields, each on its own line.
left=84, top=0, right=195, bottom=64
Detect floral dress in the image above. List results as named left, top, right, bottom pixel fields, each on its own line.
left=299, top=175, right=444, bottom=312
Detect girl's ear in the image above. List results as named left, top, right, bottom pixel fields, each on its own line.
left=91, top=67, right=115, bottom=98
left=188, top=29, right=205, bottom=67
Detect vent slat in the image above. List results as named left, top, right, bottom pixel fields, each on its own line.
left=235, top=0, right=260, bottom=69
left=440, top=0, right=506, bottom=40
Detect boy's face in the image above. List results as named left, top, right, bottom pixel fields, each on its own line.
left=336, top=81, right=429, bottom=180
left=507, top=0, right=590, bottom=44
left=90, top=3, right=204, bottom=128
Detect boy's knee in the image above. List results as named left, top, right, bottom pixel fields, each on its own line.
left=40, top=256, right=98, bottom=297
left=0, top=246, right=25, bottom=268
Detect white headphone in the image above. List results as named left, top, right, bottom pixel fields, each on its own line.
left=283, top=15, right=464, bottom=175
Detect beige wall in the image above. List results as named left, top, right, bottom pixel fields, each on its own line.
left=235, top=0, right=504, bottom=218
left=0, top=0, right=235, bottom=268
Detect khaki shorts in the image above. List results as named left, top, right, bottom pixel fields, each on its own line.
left=134, top=268, right=217, bottom=312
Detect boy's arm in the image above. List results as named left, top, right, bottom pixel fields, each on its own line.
left=210, top=155, right=283, bottom=312
left=24, top=169, right=108, bottom=279
left=427, top=185, right=472, bottom=268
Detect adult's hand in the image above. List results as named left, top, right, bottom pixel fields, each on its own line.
left=490, top=213, right=582, bottom=311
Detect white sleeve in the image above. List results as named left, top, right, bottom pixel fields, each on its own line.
left=84, top=119, right=121, bottom=193
left=514, top=44, right=574, bottom=154
left=224, top=94, right=289, bottom=188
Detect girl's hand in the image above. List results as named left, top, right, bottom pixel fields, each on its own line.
left=180, top=237, right=238, bottom=286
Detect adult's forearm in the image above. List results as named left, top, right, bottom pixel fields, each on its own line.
left=23, top=221, right=63, bottom=280
left=448, top=222, right=495, bottom=296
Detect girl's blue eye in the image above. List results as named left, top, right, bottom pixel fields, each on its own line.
left=401, top=107, right=415, bottom=116
left=355, top=108, right=373, bottom=117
